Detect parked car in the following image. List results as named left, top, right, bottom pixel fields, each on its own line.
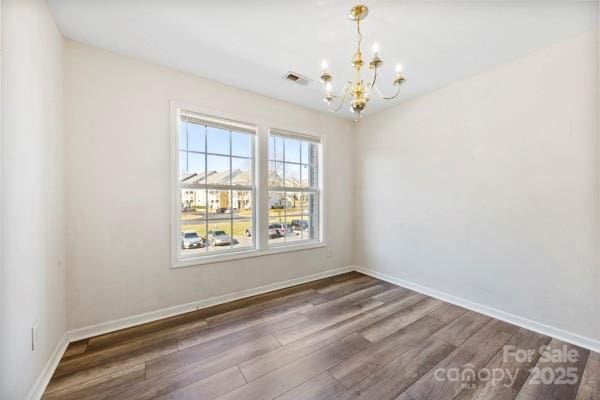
left=268, top=223, right=293, bottom=238
left=214, top=207, right=227, bottom=214
left=207, top=230, right=232, bottom=246
left=291, top=219, right=309, bottom=231
left=181, top=231, right=204, bottom=249
left=224, top=208, right=239, bottom=214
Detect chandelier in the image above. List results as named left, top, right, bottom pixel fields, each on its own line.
left=320, top=5, right=406, bottom=121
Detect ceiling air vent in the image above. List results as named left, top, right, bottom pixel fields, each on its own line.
left=283, top=71, right=312, bottom=86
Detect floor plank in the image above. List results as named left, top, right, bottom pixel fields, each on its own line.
left=452, top=328, right=551, bottom=400
left=273, top=297, right=384, bottom=345
left=42, top=364, right=145, bottom=400
left=62, top=340, right=89, bottom=358
left=576, top=351, right=600, bottom=400
left=238, top=291, right=427, bottom=382
left=273, top=371, right=346, bottom=400
left=153, top=366, right=246, bottom=400
left=215, top=334, right=370, bottom=400
left=515, top=338, right=590, bottom=400
left=360, top=297, right=444, bottom=342
left=110, top=335, right=281, bottom=400
left=334, top=338, right=455, bottom=400
left=404, top=319, right=518, bottom=400
left=431, top=310, right=490, bottom=347
left=330, top=315, right=450, bottom=389
left=43, top=273, right=600, bottom=400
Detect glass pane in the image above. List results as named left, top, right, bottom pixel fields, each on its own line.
left=179, top=151, right=187, bottom=174
left=268, top=218, right=287, bottom=245
left=268, top=135, right=284, bottom=161
left=269, top=161, right=283, bottom=187
left=232, top=219, right=253, bottom=249
left=302, top=141, right=318, bottom=165
left=307, top=214, right=319, bottom=241
left=187, top=153, right=205, bottom=175
left=232, top=131, right=251, bottom=158
left=231, top=157, right=252, bottom=186
left=181, top=188, right=207, bottom=255
left=286, top=192, right=303, bottom=216
left=232, top=190, right=252, bottom=217
left=284, top=219, right=303, bottom=243
left=284, top=138, right=301, bottom=163
left=207, top=190, right=231, bottom=216
left=299, top=191, right=310, bottom=216
left=180, top=121, right=188, bottom=151
left=206, top=155, right=230, bottom=185
left=181, top=224, right=207, bottom=256
left=306, top=192, right=319, bottom=216
left=269, top=191, right=286, bottom=218
left=300, top=164, right=317, bottom=187
left=289, top=215, right=309, bottom=235
left=188, top=122, right=205, bottom=152
left=207, top=222, right=233, bottom=252
left=207, top=126, right=230, bottom=155
left=284, top=163, right=300, bottom=187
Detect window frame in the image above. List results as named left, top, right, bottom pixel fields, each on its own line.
left=267, top=129, right=322, bottom=248
left=170, top=102, right=325, bottom=268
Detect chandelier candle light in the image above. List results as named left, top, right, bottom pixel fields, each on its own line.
left=320, top=4, right=406, bottom=121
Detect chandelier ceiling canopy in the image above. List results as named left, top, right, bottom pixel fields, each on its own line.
left=320, top=4, right=406, bottom=121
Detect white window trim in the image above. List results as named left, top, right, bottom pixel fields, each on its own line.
left=170, top=101, right=326, bottom=269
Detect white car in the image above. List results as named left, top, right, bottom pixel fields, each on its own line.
left=207, top=230, right=232, bottom=246
left=181, top=231, right=204, bottom=249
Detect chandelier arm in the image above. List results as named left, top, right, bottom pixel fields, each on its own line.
left=327, top=85, right=351, bottom=112
left=373, top=84, right=401, bottom=100
left=327, top=82, right=351, bottom=99
left=369, top=67, right=378, bottom=89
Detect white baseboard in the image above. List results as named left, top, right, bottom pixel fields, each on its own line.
left=355, top=266, right=600, bottom=354
left=27, top=333, right=69, bottom=400
left=67, top=266, right=354, bottom=342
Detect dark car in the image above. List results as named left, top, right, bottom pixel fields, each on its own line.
left=291, top=219, right=309, bottom=231
left=268, top=223, right=293, bottom=238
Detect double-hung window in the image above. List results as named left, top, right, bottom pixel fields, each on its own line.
left=268, top=130, right=320, bottom=246
left=173, top=106, right=322, bottom=267
left=177, top=112, right=255, bottom=260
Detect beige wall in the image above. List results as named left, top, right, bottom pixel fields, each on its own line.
left=0, top=0, right=66, bottom=398
left=354, top=30, right=599, bottom=341
left=64, top=40, right=355, bottom=330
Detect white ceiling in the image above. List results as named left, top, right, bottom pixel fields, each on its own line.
left=48, top=0, right=597, bottom=120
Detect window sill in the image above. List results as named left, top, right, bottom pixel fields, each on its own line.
left=171, top=241, right=326, bottom=269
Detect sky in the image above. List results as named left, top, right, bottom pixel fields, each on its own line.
left=180, top=121, right=316, bottom=181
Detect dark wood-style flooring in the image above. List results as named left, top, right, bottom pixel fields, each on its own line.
left=43, top=272, right=599, bottom=400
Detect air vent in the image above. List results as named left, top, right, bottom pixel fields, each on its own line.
left=283, top=71, right=312, bottom=86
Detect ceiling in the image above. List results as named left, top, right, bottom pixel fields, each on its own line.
left=48, top=0, right=598, bottom=120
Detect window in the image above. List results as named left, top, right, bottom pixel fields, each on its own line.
left=177, top=113, right=255, bottom=260
left=172, top=105, right=323, bottom=267
left=268, top=131, right=320, bottom=246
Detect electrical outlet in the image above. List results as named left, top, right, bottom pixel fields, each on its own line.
left=327, top=248, right=333, bottom=258
left=31, top=322, right=39, bottom=351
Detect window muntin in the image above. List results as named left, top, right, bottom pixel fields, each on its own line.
left=178, top=114, right=255, bottom=259
left=268, top=131, right=320, bottom=246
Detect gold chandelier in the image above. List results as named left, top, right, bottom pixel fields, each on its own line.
left=320, top=5, right=406, bottom=121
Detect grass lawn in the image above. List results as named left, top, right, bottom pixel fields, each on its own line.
left=181, top=219, right=251, bottom=236
left=181, top=206, right=312, bottom=237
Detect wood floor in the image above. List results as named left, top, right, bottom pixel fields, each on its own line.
left=43, top=272, right=599, bottom=400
